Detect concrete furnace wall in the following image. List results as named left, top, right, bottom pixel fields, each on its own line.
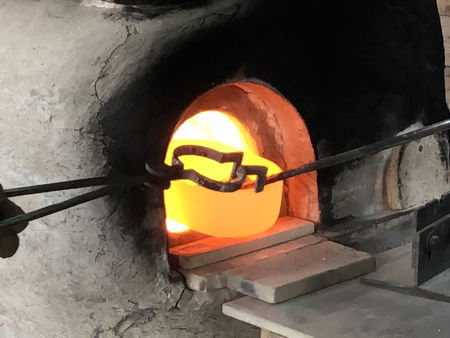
left=0, top=1, right=257, bottom=337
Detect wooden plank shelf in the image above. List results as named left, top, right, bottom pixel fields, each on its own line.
left=170, top=217, right=314, bottom=269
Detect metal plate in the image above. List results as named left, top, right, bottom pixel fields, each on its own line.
left=415, top=213, right=450, bottom=285
left=416, top=192, right=450, bottom=232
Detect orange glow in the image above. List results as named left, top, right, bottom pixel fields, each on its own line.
left=171, top=110, right=258, bottom=153
left=164, top=110, right=283, bottom=237
left=166, top=219, right=189, bottom=233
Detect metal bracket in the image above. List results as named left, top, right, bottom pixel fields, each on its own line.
left=169, top=145, right=269, bottom=192
left=414, top=193, right=450, bottom=285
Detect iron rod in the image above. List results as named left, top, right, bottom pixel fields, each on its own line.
left=4, top=176, right=111, bottom=198
left=244, top=118, right=450, bottom=188
left=0, top=176, right=147, bottom=229
left=3, top=118, right=450, bottom=228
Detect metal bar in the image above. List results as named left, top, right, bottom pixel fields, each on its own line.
left=0, top=176, right=147, bottom=229
left=4, top=176, right=111, bottom=198
left=4, top=118, right=450, bottom=224
left=0, top=187, right=111, bottom=229
left=242, top=118, right=450, bottom=189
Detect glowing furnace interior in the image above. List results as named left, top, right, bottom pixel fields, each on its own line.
left=164, top=110, right=283, bottom=237
left=164, top=82, right=319, bottom=241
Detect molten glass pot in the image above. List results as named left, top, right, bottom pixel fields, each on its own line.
left=164, top=111, right=283, bottom=237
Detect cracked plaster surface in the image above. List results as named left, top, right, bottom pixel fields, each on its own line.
left=0, top=0, right=257, bottom=336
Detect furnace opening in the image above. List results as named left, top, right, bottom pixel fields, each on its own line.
left=164, top=110, right=283, bottom=237
left=165, top=82, right=319, bottom=247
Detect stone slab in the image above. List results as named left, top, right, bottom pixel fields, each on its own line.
left=361, top=244, right=415, bottom=288
left=446, top=67, right=450, bottom=105
left=422, top=268, right=450, bottom=297
left=170, top=217, right=314, bottom=269
left=180, top=235, right=325, bottom=291
left=225, top=241, right=375, bottom=303
left=361, top=243, right=450, bottom=301
left=441, top=15, right=450, bottom=66
left=438, top=0, right=450, bottom=16
left=223, top=280, right=450, bottom=338
left=260, top=329, right=285, bottom=338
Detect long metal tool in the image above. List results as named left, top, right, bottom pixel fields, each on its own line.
left=241, top=118, right=450, bottom=190
left=2, top=118, right=450, bottom=230
left=0, top=176, right=149, bottom=229
left=4, top=176, right=113, bottom=198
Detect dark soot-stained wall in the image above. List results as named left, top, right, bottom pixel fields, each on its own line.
left=101, top=0, right=448, bottom=223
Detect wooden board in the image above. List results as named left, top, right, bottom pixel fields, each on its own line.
left=260, top=329, right=285, bottom=338
left=180, top=235, right=325, bottom=291
left=170, top=217, right=314, bottom=269
left=441, top=16, right=450, bottom=66
left=223, top=280, right=450, bottom=338
left=225, top=241, right=375, bottom=303
left=445, top=67, right=450, bottom=105
left=438, top=0, right=450, bottom=17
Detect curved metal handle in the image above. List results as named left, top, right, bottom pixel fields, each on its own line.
left=171, top=145, right=247, bottom=192
left=145, top=145, right=270, bottom=193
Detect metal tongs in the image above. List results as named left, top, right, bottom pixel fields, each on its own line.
left=0, top=145, right=266, bottom=230
left=2, top=118, right=450, bottom=230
